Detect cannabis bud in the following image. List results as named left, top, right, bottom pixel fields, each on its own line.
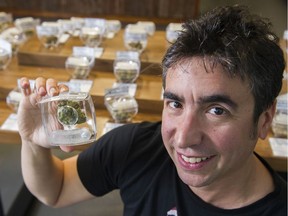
left=57, top=100, right=86, bottom=126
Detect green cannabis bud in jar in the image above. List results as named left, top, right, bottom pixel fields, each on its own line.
left=46, top=35, right=58, bottom=47
left=57, top=100, right=86, bottom=126
left=128, top=41, right=143, bottom=51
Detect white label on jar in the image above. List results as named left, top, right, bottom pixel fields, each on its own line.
left=112, top=83, right=137, bottom=97
left=112, top=99, right=137, bottom=110
left=66, top=56, right=90, bottom=67
left=102, top=122, right=124, bottom=135
left=36, top=25, right=59, bottom=36
left=73, top=46, right=95, bottom=59
left=116, top=51, right=139, bottom=61
left=0, top=38, right=12, bottom=54
left=8, top=90, right=22, bottom=102
left=114, top=61, right=139, bottom=70
left=69, top=79, right=93, bottom=93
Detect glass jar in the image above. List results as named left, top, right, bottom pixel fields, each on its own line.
left=80, top=27, right=104, bottom=47
left=104, top=87, right=138, bottom=123
left=124, top=24, right=147, bottom=53
left=0, top=12, right=12, bottom=32
left=66, top=56, right=93, bottom=79
left=15, top=17, right=40, bottom=38
left=166, top=23, right=182, bottom=43
left=0, top=27, right=26, bottom=54
left=136, top=21, right=155, bottom=36
left=39, top=92, right=97, bottom=146
left=271, top=93, right=287, bottom=138
left=6, top=87, right=22, bottom=113
left=0, top=38, right=12, bottom=70
left=36, top=22, right=61, bottom=49
left=113, top=51, right=140, bottom=83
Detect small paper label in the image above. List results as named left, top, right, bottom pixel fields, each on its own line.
left=94, top=47, right=104, bottom=58
left=102, top=122, right=124, bottom=135
left=0, top=113, right=18, bottom=131
left=59, top=33, right=70, bottom=44
left=269, top=137, right=288, bottom=157
left=69, top=79, right=93, bottom=93
left=112, top=82, right=137, bottom=97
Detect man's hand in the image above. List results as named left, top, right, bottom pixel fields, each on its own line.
left=18, top=77, right=69, bottom=148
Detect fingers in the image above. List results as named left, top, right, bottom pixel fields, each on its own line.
left=58, top=83, right=69, bottom=93
left=19, top=77, right=69, bottom=97
left=34, top=77, right=47, bottom=96
left=19, top=77, right=32, bottom=96
left=46, top=78, right=69, bottom=96
left=46, top=78, right=59, bottom=96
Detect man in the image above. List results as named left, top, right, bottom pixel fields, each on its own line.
left=18, top=5, right=286, bottom=215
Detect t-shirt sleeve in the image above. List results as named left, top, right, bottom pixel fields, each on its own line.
left=77, top=123, right=137, bottom=196
left=77, top=121, right=162, bottom=197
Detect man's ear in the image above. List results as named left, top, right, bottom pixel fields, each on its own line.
left=258, top=101, right=277, bottom=140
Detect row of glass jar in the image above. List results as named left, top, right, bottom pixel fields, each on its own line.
left=0, top=12, right=183, bottom=52
left=7, top=49, right=141, bottom=122
left=67, top=48, right=141, bottom=83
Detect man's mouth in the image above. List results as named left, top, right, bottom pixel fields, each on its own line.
left=181, top=155, right=211, bottom=164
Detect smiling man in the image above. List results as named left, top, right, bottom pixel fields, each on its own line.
left=18, top=5, right=286, bottom=216
left=162, top=57, right=275, bottom=209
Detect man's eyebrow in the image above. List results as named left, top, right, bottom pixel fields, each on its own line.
left=163, top=91, right=183, bottom=102
left=198, top=94, right=238, bottom=109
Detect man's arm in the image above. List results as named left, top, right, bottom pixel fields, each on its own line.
left=19, top=77, right=94, bottom=207
left=21, top=141, right=93, bottom=207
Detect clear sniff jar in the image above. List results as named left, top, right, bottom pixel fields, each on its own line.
left=166, top=23, right=182, bottom=43
left=124, top=24, right=147, bottom=53
left=36, top=22, right=61, bottom=49
left=0, top=38, right=12, bottom=70
left=271, top=93, right=287, bottom=138
left=0, top=27, right=26, bottom=54
left=136, top=21, right=155, bottom=36
left=104, top=87, right=138, bottom=123
left=106, top=20, right=121, bottom=34
left=272, top=112, right=287, bottom=138
left=65, top=56, right=93, bottom=79
left=14, top=17, right=40, bottom=38
left=39, top=92, right=97, bottom=146
left=0, top=12, right=12, bottom=32
left=113, top=51, right=140, bottom=83
left=80, top=27, right=104, bottom=47
left=6, top=87, right=22, bottom=113
left=57, top=19, right=75, bottom=36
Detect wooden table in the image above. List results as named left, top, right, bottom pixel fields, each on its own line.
left=1, top=57, right=164, bottom=113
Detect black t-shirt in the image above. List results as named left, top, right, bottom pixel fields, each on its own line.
left=77, top=121, right=287, bottom=216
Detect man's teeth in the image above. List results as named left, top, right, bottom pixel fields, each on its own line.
left=181, top=155, right=210, bottom=164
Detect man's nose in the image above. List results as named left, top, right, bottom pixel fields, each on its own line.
left=174, top=111, right=203, bottom=148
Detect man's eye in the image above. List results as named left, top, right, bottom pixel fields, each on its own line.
left=168, top=101, right=182, bottom=109
left=209, top=107, right=226, bottom=115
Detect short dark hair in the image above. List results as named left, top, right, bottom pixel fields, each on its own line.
left=162, top=5, right=285, bottom=122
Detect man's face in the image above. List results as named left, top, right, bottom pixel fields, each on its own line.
left=161, top=57, right=268, bottom=189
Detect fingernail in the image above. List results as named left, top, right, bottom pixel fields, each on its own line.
left=60, top=86, right=68, bottom=93
left=50, top=87, right=57, bottom=96
left=38, top=86, right=46, bottom=95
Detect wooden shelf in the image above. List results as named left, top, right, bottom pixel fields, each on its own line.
left=17, top=30, right=168, bottom=75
